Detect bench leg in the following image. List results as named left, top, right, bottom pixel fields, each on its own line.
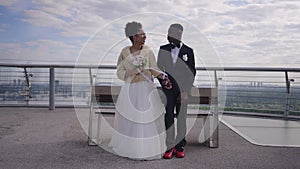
left=87, top=122, right=97, bottom=146
left=88, top=107, right=97, bottom=146
left=203, top=114, right=219, bottom=148
left=96, top=113, right=102, bottom=144
left=88, top=137, right=97, bottom=146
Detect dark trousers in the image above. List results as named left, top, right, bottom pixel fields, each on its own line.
left=164, top=92, right=187, bottom=150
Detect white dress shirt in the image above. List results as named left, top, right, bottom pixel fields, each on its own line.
left=171, top=43, right=181, bottom=64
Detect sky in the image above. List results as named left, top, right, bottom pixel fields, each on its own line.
left=0, top=0, right=299, bottom=68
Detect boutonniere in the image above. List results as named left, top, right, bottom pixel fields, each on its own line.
left=182, top=54, right=188, bottom=62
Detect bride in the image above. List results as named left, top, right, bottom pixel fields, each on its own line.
left=108, top=21, right=170, bottom=160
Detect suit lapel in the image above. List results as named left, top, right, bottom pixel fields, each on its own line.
left=166, top=45, right=174, bottom=66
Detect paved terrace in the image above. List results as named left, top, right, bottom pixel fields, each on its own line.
left=0, top=107, right=300, bottom=169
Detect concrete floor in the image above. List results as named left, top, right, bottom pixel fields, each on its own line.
left=0, top=107, right=300, bottom=169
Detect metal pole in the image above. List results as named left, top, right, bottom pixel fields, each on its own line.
left=49, top=68, right=55, bottom=110
left=23, top=68, right=31, bottom=106
left=214, top=70, right=218, bottom=88
left=211, top=70, right=219, bottom=147
left=88, top=68, right=96, bottom=146
left=284, top=71, right=290, bottom=118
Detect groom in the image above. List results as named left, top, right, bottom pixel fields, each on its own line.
left=157, top=23, right=196, bottom=159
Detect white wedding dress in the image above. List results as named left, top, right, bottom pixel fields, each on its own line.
left=108, top=81, right=166, bottom=160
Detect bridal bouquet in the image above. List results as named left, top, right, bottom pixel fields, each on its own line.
left=132, top=55, right=147, bottom=68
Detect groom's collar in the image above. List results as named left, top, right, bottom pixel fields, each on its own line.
left=171, top=42, right=182, bottom=49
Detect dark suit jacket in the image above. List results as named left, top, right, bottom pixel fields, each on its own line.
left=157, top=43, right=196, bottom=95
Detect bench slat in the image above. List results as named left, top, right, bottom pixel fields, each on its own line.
left=93, top=86, right=217, bottom=105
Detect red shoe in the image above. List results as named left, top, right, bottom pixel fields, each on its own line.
left=163, top=147, right=175, bottom=159
left=175, top=148, right=185, bottom=158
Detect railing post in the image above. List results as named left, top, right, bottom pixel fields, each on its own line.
left=210, top=70, right=219, bottom=147
left=23, top=68, right=31, bottom=106
left=88, top=68, right=97, bottom=146
left=284, top=71, right=290, bottom=118
left=49, top=68, right=55, bottom=110
left=214, top=70, right=218, bottom=88
left=284, top=71, right=295, bottom=119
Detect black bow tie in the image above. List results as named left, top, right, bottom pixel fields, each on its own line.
left=171, top=43, right=181, bottom=49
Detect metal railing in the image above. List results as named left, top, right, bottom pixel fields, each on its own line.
left=0, top=63, right=299, bottom=119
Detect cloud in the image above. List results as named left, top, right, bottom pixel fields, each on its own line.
left=0, top=0, right=33, bottom=14
left=21, top=0, right=140, bottom=38
left=0, top=0, right=20, bottom=7
left=0, top=0, right=299, bottom=67
left=0, top=23, right=9, bottom=32
left=187, top=1, right=300, bottom=67
left=23, top=9, right=68, bottom=29
left=0, top=40, right=79, bottom=63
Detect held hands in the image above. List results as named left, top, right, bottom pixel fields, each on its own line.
left=157, top=74, right=172, bottom=90
left=126, top=69, right=173, bottom=90
left=162, top=77, right=172, bottom=90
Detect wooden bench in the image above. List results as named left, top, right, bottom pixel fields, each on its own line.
left=88, top=85, right=219, bottom=148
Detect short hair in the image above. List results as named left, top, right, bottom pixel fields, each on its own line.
left=125, top=21, right=142, bottom=43
left=169, top=23, right=183, bottom=32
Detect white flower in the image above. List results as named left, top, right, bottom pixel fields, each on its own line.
left=132, top=55, right=147, bottom=67
left=182, top=54, right=188, bottom=61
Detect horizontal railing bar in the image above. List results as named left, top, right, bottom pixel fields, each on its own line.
left=211, top=67, right=300, bottom=72
left=1, top=63, right=300, bottom=72
left=222, top=76, right=288, bottom=78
